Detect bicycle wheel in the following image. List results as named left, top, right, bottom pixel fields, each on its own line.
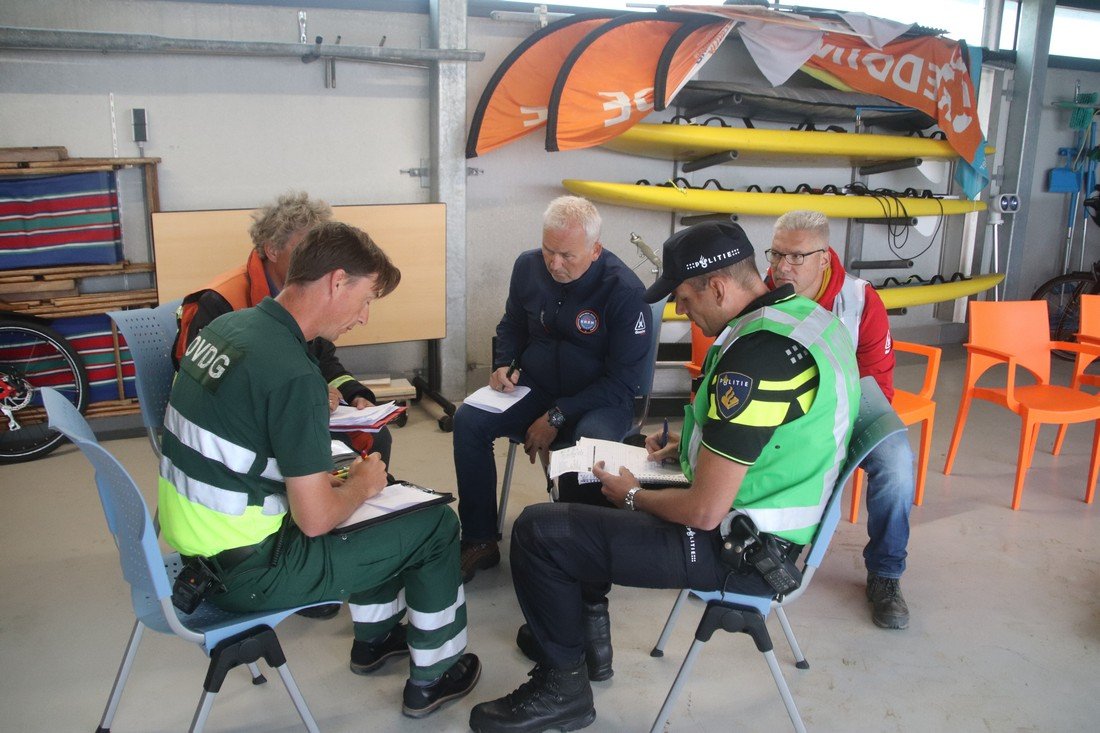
left=1031, top=272, right=1097, bottom=360
left=0, top=319, right=89, bottom=463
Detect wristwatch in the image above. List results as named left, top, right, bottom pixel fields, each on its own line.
left=547, top=406, right=566, bottom=429
left=624, top=486, right=644, bottom=511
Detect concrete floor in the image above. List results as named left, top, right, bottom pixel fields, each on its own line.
left=1, top=344, right=1098, bottom=732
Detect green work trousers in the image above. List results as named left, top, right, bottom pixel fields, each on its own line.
left=212, top=504, right=466, bottom=681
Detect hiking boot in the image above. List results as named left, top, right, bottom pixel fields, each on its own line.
left=513, top=601, right=614, bottom=681
left=349, top=624, right=409, bottom=675
left=867, top=574, right=910, bottom=630
left=295, top=602, right=341, bottom=620
left=402, top=652, right=481, bottom=718
left=581, top=600, right=613, bottom=680
left=469, top=661, right=596, bottom=733
left=514, top=601, right=613, bottom=681
left=461, top=540, right=501, bottom=582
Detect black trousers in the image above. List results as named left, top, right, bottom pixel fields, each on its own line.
left=510, top=502, right=774, bottom=669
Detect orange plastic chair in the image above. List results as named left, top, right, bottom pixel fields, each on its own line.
left=685, top=320, right=715, bottom=380
left=1053, top=293, right=1100, bottom=452
left=942, top=300, right=1100, bottom=510
left=848, top=341, right=941, bottom=523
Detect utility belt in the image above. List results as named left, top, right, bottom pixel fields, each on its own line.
left=171, top=517, right=292, bottom=614
left=718, top=510, right=804, bottom=597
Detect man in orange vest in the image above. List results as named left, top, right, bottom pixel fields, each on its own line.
left=174, top=192, right=392, bottom=470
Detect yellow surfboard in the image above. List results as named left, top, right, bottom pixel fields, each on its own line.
left=877, top=273, right=1004, bottom=309
left=661, top=273, right=1004, bottom=320
left=563, top=179, right=986, bottom=218
left=603, top=123, right=994, bottom=167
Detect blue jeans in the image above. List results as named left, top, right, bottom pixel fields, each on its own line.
left=861, top=430, right=915, bottom=579
left=452, top=382, right=632, bottom=542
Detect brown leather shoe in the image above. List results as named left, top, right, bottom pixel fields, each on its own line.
left=461, top=540, right=501, bottom=582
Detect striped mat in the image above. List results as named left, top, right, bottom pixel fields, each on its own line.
left=0, top=171, right=123, bottom=270
left=52, top=314, right=137, bottom=404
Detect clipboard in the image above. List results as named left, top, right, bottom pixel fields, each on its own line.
left=331, top=482, right=454, bottom=534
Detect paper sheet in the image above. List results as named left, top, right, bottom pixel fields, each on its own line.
left=463, top=385, right=531, bottom=413
left=549, top=438, right=689, bottom=485
left=329, top=401, right=403, bottom=431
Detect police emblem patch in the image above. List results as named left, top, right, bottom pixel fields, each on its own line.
left=715, top=371, right=752, bottom=420
left=576, top=309, right=600, bottom=334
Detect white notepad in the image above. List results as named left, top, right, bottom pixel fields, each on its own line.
left=549, top=438, right=690, bottom=485
left=463, top=384, right=531, bottom=413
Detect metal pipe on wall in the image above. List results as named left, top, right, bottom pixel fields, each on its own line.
left=0, top=26, right=483, bottom=65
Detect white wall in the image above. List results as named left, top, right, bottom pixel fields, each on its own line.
left=5, top=1, right=1099, bottom=398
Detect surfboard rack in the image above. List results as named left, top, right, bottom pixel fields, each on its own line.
left=681, top=150, right=739, bottom=173
left=858, top=157, right=923, bottom=175
left=851, top=259, right=914, bottom=270
left=680, top=213, right=739, bottom=225
left=854, top=217, right=918, bottom=227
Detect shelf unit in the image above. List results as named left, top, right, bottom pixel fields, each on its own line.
left=0, top=150, right=162, bottom=420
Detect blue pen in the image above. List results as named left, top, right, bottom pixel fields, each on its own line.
left=659, top=418, right=669, bottom=449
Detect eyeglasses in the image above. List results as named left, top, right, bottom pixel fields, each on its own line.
left=764, top=248, right=827, bottom=266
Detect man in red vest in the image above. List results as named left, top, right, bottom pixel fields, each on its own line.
left=765, top=210, right=912, bottom=630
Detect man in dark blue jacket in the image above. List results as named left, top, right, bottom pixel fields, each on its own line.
left=453, top=196, right=652, bottom=582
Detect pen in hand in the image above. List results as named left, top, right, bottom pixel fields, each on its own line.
left=658, top=418, right=669, bottom=449
left=506, top=358, right=518, bottom=381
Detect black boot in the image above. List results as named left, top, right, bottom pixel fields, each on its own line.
left=469, top=661, right=596, bottom=733
left=515, top=609, right=613, bottom=682
left=581, top=600, right=613, bottom=681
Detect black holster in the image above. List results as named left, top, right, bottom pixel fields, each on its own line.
left=719, top=513, right=803, bottom=596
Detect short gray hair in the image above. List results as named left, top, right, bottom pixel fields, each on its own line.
left=773, top=210, right=830, bottom=244
left=250, top=191, right=333, bottom=258
left=543, top=196, right=601, bottom=250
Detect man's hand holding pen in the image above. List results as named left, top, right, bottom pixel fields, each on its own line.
left=490, top=358, right=520, bottom=392
left=645, top=419, right=680, bottom=464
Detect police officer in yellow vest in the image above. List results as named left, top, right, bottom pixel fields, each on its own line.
left=469, top=221, right=860, bottom=733
left=161, top=221, right=479, bottom=719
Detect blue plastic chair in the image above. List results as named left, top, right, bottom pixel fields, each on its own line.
left=42, top=387, right=337, bottom=733
left=496, top=299, right=666, bottom=535
left=108, top=299, right=182, bottom=458
left=648, top=377, right=906, bottom=733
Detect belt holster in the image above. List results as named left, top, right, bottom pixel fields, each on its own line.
left=719, top=512, right=803, bottom=597
left=171, top=556, right=225, bottom=614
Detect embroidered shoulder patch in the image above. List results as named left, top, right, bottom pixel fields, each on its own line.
left=714, top=371, right=752, bottom=420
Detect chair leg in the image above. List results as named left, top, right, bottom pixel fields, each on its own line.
left=763, top=648, right=808, bottom=733
left=188, top=690, right=217, bottom=733
left=274, top=662, right=321, bottom=733
left=497, top=443, right=518, bottom=538
left=943, top=394, right=973, bottom=475
left=1053, top=424, right=1069, bottom=456
left=246, top=661, right=267, bottom=685
left=1011, top=419, right=1039, bottom=511
left=1086, top=421, right=1100, bottom=504
left=649, top=636, right=706, bottom=733
left=650, top=589, right=690, bottom=658
left=774, top=605, right=808, bottom=670
left=914, top=415, right=933, bottom=507
left=848, top=469, right=865, bottom=524
left=96, top=619, right=145, bottom=733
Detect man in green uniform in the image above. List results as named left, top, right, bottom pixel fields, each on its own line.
left=160, top=221, right=479, bottom=719
left=469, top=221, right=859, bottom=733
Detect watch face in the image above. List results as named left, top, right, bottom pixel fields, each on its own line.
left=548, top=409, right=565, bottom=428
